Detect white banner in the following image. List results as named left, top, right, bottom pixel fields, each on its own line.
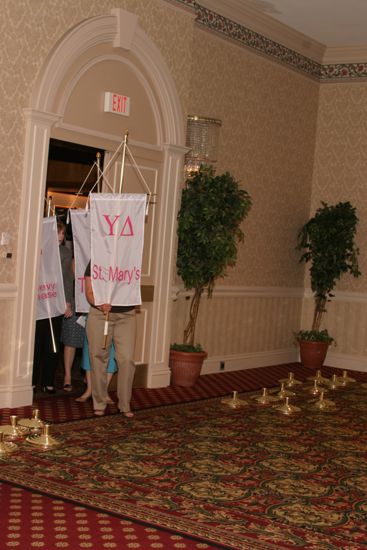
left=70, top=209, right=90, bottom=313
left=36, top=217, right=66, bottom=320
left=90, top=193, right=147, bottom=306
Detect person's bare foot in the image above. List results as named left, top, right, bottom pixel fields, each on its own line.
left=75, top=391, right=91, bottom=402
left=123, top=411, right=134, bottom=418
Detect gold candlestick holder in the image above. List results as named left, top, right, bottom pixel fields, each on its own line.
left=221, top=391, right=247, bottom=408
left=306, top=379, right=326, bottom=396
left=310, top=391, right=336, bottom=411
left=26, top=424, right=61, bottom=449
left=279, top=372, right=302, bottom=387
left=275, top=382, right=296, bottom=399
left=252, top=387, right=279, bottom=404
left=337, top=370, right=356, bottom=385
left=307, top=370, right=329, bottom=384
left=0, top=415, right=28, bottom=440
left=0, top=430, right=18, bottom=455
left=275, top=396, right=301, bottom=415
left=19, top=408, right=44, bottom=433
left=326, top=374, right=342, bottom=390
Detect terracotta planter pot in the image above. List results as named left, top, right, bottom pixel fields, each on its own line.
left=299, top=340, right=329, bottom=369
left=169, top=349, right=207, bottom=387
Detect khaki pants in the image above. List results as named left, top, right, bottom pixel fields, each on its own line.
left=86, top=307, right=136, bottom=413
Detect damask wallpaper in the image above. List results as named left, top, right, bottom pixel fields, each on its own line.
left=187, top=28, right=319, bottom=288
left=0, top=0, right=193, bottom=283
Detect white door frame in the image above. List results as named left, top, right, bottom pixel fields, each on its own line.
left=11, top=8, right=185, bottom=406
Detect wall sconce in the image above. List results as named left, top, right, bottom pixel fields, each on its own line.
left=184, top=115, right=222, bottom=178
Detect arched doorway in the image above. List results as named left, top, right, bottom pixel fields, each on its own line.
left=14, top=8, right=186, bottom=406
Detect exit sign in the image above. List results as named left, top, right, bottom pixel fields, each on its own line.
left=104, top=92, right=131, bottom=116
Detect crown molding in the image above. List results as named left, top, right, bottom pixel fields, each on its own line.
left=171, top=0, right=367, bottom=81
left=322, top=44, right=367, bottom=64
left=199, top=0, right=326, bottom=63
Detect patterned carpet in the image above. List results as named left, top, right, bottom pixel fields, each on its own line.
left=1, top=367, right=367, bottom=549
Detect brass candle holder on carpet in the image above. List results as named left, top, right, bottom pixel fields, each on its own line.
left=310, top=391, right=336, bottom=411
left=0, top=431, right=18, bottom=455
left=279, top=372, right=302, bottom=388
left=305, top=380, right=327, bottom=396
left=338, top=370, right=356, bottom=385
left=19, top=408, right=44, bottom=433
left=307, top=370, right=329, bottom=385
left=0, top=415, right=28, bottom=440
left=252, top=387, right=279, bottom=405
left=27, top=423, right=61, bottom=449
left=326, top=374, right=342, bottom=390
left=221, top=391, right=247, bottom=408
left=275, top=382, right=295, bottom=399
left=275, top=396, right=301, bottom=415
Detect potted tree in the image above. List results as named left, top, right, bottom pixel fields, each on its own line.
left=170, top=165, right=252, bottom=386
left=296, top=201, right=360, bottom=368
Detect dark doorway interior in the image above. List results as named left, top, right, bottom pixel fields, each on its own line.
left=47, top=138, right=104, bottom=195
left=41, top=139, right=105, bottom=394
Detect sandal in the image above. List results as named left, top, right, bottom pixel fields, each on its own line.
left=123, top=411, right=134, bottom=418
left=63, top=384, right=72, bottom=392
left=93, top=409, right=105, bottom=417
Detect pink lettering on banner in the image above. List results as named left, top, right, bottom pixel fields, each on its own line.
left=92, top=264, right=106, bottom=281
left=102, top=214, right=134, bottom=237
left=92, top=264, right=140, bottom=284
left=37, top=281, right=57, bottom=301
left=38, top=282, right=56, bottom=292
left=77, top=276, right=86, bottom=293
left=38, top=291, right=57, bottom=300
left=108, top=266, right=141, bottom=284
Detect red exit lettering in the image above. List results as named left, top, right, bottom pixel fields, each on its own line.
left=104, top=92, right=130, bottom=116
left=112, top=94, right=127, bottom=114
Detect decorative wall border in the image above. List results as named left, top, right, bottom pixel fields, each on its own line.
left=172, top=0, right=367, bottom=82
left=196, top=5, right=321, bottom=80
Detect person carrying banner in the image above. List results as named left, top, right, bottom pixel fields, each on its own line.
left=32, top=220, right=73, bottom=393
left=84, top=261, right=136, bottom=417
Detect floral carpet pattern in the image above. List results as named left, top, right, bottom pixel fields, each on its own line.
left=1, top=380, right=367, bottom=549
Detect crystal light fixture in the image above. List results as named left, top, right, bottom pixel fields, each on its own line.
left=184, top=115, right=222, bottom=178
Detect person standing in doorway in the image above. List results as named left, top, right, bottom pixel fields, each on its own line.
left=84, top=261, right=136, bottom=417
left=32, top=220, right=73, bottom=393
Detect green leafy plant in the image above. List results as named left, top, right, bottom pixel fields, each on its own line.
left=175, top=165, right=252, bottom=348
left=295, top=329, right=334, bottom=344
left=296, top=201, right=360, bottom=340
left=170, top=343, right=203, bottom=353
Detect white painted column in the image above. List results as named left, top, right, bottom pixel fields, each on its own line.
left=3, top=109, right=60, bottom=408
left=146, top=143, right=187, bottom=388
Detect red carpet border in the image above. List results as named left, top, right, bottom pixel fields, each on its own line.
left=0, top=482, right=220, bottom=550
left=2, top=362, right=365, bottom=425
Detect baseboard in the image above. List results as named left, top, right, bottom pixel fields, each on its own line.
left=0, top=386, right=33, bottom=409
left=325, top=351, right=367, bottom=373
left=201, top=349, right=299, bottom=375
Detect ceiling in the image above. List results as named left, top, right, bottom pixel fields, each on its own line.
left=238, top=0, right=367, bottom=47
left=201, top=0, right=367, bottom=56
